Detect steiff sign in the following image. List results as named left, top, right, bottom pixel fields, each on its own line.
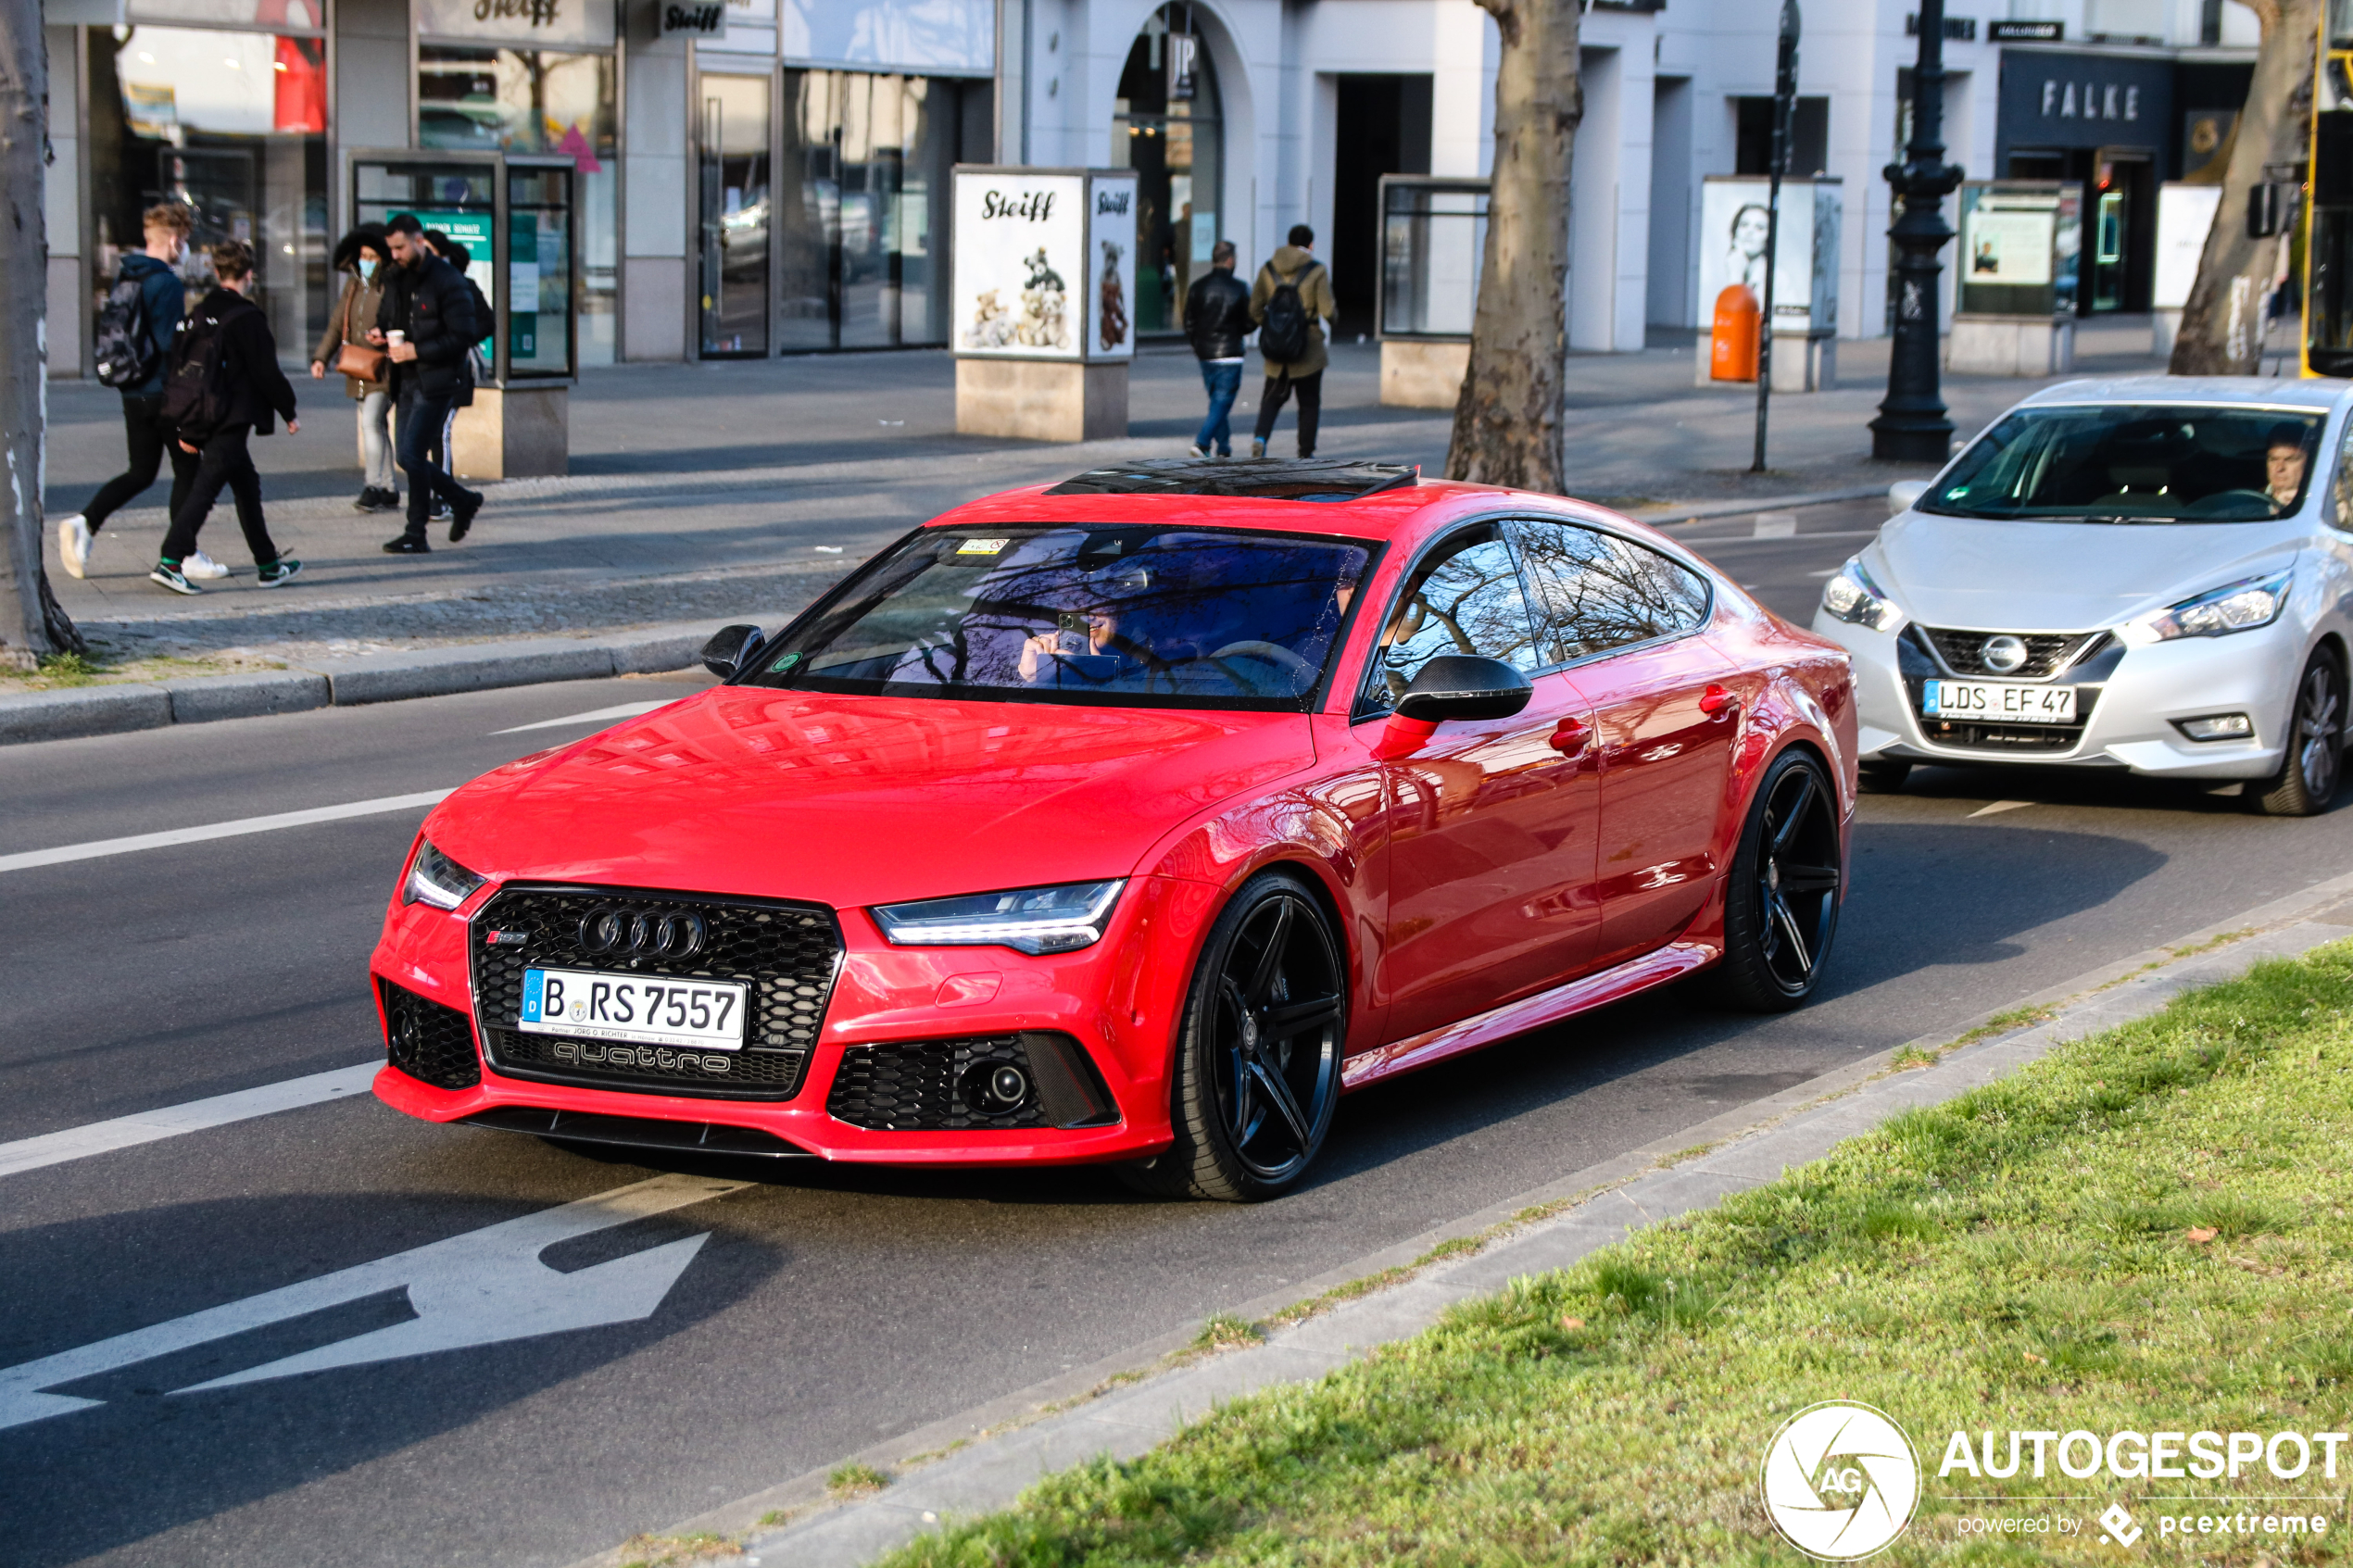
left=659, top=0, right=725, bottom=39
left=952, top=166, right=1137, bottom=442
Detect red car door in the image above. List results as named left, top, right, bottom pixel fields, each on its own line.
left=1369, top=524, right=1603, bottom=1043
left=1511, top=519, right=1740, bottom=970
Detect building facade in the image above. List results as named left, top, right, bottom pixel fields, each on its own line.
left=40, top=0, right=2259, bottom=376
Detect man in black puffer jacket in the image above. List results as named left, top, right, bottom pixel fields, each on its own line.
left=371, top=212, right=483, bottom=553
left=1182, top=240, right=1251, bottom=458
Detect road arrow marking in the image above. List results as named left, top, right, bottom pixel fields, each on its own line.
left=1968, top=799, right=2036, bottom=819
left=0, top=1173, right=749, bottom=1430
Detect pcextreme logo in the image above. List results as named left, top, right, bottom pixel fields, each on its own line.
left=1761, top=1401, right=1922, bottom=1561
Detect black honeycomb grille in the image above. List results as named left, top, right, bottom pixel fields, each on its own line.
left=469, top=884, right=840, bottom=1102
left=1922, top=627, right=2105, bottom=679
left=381, top=979, right=482, bottom=1090
left=827, top=1036, right=1048, bottom=1131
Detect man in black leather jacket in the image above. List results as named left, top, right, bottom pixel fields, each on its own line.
left=1182, top=240, right=1250, bottom=458
left=370, top=212, right=484, bottom=553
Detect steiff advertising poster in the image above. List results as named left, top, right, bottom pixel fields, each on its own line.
left=1085, top=172, right=1139, bottom=362
left=953, top=170, right=1087, bottom=360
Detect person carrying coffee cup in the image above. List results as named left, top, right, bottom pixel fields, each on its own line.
left=368, top=213, right=483, bottom=554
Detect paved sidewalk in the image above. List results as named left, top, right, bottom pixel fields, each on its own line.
left=35, top=321, right=2167, bottom=676
left=580, top=861, right=2353, bottom=1568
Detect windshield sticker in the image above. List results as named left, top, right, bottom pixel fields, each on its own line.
left=958, top=538, right=1012, bottom=556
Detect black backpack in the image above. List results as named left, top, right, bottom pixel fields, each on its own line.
left=157, top=305, right=237, bottom=436
left=93, top=271, right=159, bottom=389
left=1258, top=262, right=1319, bottom=363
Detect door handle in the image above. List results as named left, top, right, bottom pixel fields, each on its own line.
left=1699, top=684, right=1741, bottom=719
left=1548, top=717, right=1592, bottom=756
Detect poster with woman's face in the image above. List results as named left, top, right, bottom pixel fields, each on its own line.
left=1697, top=177, right=1840, bottom=335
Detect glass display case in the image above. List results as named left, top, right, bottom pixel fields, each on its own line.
left=1957, top=181, right=2082, bottom=319
left=1377, top=176, right=1488, bottom=340
left=349, top=149, right=576, bottom=383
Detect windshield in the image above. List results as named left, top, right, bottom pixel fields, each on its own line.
left=1923, top=405, right=2324, bottom=522
left=744, top=524, right=1375, bottom=710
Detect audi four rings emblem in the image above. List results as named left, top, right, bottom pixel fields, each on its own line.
left=577, top=906, right=709, bottom=958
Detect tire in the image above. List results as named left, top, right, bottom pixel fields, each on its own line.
left=2251, top=650, right=2347, bottom=818
left=1703, top=748, right=1843, bottom=1012
left=1856, top=759, right=1912, bottom=795
left=1117, top=869, right=1347, bottom=1201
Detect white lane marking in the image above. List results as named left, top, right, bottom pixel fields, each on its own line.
left=0, top=789, right=453, bottom=876
left=0, top=1173, right=750, bottom=1429
left=1969, top=799, right=2036, bottom=818
left=493, top=700, right=670, bottom=735
left=0, top=1062, right=382, bottom=1179
left=1753, top=511, right=1799, bottom=538
left=1806, top=569, right=1839, bottom=578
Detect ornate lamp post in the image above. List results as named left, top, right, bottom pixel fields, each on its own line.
left=1869, top=0, right=1966, bottom=462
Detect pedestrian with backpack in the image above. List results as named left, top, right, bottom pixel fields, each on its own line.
left=150, top=240, right=304, bottom=595
left=420, top=230, right=495, bottom=525
left=311, top=225, right=398, bottom=513
left=1248, top=224, right=1337, bottom=459
left=56, top=203, right=229, bottom=583
left=371, top=212, right=484, bottom=553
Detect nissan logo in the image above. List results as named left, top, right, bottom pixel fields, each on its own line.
left=577, top=906, right=708, bottom=959
left=1981, top=634, right=2030, bottom=674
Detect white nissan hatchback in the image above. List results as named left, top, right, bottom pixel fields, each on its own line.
left=1814, top=377, right=2353, bottom=815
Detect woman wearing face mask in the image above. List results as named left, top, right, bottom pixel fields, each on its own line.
left=312, top=225, right=398, bottom=513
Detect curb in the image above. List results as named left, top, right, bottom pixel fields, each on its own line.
left=567, top=867, right=2353, bottom=1568
left=0, top=621, right=724, bottom=746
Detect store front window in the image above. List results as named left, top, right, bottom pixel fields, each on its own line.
left=1113, top=6, right=1222, bottom=336
left=419, top=46, right=616, bottom=364
left=88, top=2, right=329, bottom=364
left=705, top=68, right=983, bottom=357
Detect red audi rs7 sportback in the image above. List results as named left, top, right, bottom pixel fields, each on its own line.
left=371, top=460, right=1856, bottom=1199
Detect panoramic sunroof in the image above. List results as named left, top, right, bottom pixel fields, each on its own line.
left=1043, top=458, right=1420, bottom=503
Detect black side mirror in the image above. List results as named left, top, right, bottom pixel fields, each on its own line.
left=700, top=624, right=766, bottom=680
left=1394, top=655, right=1534, bottom=722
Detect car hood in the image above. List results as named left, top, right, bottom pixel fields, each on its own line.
left=429, top=687, right=1316, bottom=910
left=1870, top=513, right=2302, bottom=631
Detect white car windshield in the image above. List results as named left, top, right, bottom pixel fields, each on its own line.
left=1922, top=405, right=2324, bottom=523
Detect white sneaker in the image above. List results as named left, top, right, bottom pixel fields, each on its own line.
left=182, top=549, right=232, bottom=580
left=1189, top=445, right=1207, bottom=458
left=57, top=514, right=89, bottom=579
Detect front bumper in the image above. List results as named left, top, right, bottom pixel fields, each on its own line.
left=369, top=873, right=1223, bottom=1165
left=1813, top=611, right=2301, bottom=780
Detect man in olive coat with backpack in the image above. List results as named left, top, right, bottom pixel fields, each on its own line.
left=1249, top=224, right=1337, bottom=459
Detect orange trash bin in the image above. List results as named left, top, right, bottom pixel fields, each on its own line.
left=1710, top=284, right=1760, bottom=382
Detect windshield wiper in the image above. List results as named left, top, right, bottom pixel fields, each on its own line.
left=2078, top=515, right=2184, bottom=526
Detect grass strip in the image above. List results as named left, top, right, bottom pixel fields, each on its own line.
left=879, top=941, right=2353, bottom=1565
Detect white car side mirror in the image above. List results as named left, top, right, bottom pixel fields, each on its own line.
left=1887, top=479, right=1930, bottom=516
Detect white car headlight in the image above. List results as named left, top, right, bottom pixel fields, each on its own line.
left=1820, top=557, right=1905, bottom=633
left=402, top=839, right=487, bottom=909
left=871, top=879, right=1125, bottom=955
left=2119, top=570, right=2293, bottom=646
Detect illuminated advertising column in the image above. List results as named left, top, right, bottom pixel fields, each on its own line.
left=951, top=167, right=1138, bottom=443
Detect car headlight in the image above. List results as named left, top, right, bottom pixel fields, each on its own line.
left=871, top=880, right=1125, bottom=955
left=1820, top=557, right=1905, bottom=633
left=2119, top=570, right=2293, bottom=646
left=402, top=839, right=488, bottom=910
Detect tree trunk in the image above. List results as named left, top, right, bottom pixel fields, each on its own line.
left=0, top=0, right=67, bottom=670
left=2171, top=0, right=2320, bottom=374
left=1445, top=0, right=1579, bottom=493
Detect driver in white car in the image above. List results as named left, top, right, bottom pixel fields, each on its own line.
left=2267, top=424, right=2310, bottom=513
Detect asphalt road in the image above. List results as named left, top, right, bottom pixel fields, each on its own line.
left=7, top=506, right=2351, bottom=1568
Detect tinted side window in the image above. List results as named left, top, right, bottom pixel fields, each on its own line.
left=1514, top=520, right=1711, bottom=661
left=2333, top=419, right=2353, bottom=532
left=1369, top=528, right=1541, bottom=708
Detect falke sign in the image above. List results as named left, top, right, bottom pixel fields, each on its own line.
left=1995, top=50, right=2171, bottom=154
left=659, top=0, right=725, bottom=39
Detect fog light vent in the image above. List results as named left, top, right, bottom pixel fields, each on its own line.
left=2175, top=712, right=2254, bottom=743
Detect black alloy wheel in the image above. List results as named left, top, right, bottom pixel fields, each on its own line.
left=1705, top=749, right=1843, bottom=1011
left=1120, top=869, right=1347, bottom=1201
left=2252, top=650, right=2347, bottom=818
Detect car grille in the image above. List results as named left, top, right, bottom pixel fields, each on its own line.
left=1920, top=627, right=2107, bottom=679
left=381, top=979, right=482, bottom=1090
left=469, top=884, right=841, bottom=1102
left=826, top=1032, right=1118, bottom=1132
